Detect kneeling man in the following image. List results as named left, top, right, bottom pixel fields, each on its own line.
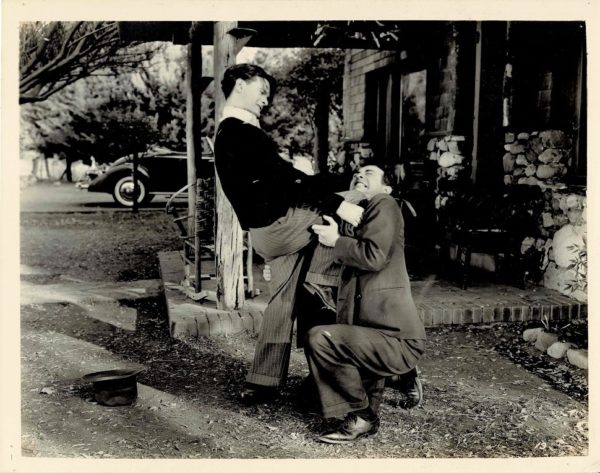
left=308, top=164, right=426, bottom=444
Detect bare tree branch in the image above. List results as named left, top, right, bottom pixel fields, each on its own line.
left=19, top=21, right=157, bottom=105
left=21, top=23, right=59, bottom=76
left=55, top=21, right=84, bottom=63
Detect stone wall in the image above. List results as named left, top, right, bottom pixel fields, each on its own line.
left=502, top=130, right=571, bottom=187
left=540, top=190, right=587, bottom=302
left=426, top=134, right=471, bottom=210
left=502, top=130, right=587, bottom=302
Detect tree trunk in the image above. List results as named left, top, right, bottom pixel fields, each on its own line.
left=64, top=156, right=73, bottom=182
left=44, top=156, right=51, bottom=180
left=313, top=83, right=330, bottom=173
left=213, top=21, right=245, bottom=310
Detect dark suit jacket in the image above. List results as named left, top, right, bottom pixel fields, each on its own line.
left=333, top=193, right=426, bottom=340
left=214, top=117, right=342, bottom=230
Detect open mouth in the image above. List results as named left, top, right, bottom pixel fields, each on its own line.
left=354, top=182, right=367, bottom=191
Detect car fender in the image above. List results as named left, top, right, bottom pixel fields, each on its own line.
left=87, top=164, right=150, bottom=193
left=112, top=163, right=151, bottom=180
left=105, top=165, right=151, bottom=189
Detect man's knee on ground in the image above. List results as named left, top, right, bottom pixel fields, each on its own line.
left=307, top=325, right=335, bottom=350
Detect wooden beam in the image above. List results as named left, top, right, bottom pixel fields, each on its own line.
left=502, top=21, right=514, bottom=128
left=470, top=21, right=482, bottom=182
left=313, top=83, right=330, bottom=173
left=228, top=27, right=256, bottom=56
left=213, top=21, right=246, bottom=310
left=572, top=30, right=586, bottom=178
left=473, top=21, right=508, bottom=187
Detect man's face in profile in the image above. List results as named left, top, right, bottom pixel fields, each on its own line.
left=237, top=77, right=270, bottom=117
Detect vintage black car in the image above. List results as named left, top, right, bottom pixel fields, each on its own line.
left=85, top=138, right=214, bottom=207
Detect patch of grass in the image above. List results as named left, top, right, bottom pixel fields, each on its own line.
left=21, top=212, right=191, bottom=282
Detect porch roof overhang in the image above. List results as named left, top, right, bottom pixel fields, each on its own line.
left=117, top=20, right=448, bottom=50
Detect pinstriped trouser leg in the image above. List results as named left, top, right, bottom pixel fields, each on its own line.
left=246, top=207, right=342, bottom=388
left=250, top=207, right=340, bottom=287
left=245, top=249, right=309, bottom=387
left=305, top=244, right=339, bottom=287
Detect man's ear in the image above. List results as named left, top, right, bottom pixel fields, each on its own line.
left=382, top=185, right=392, bottom=195
left=234, top=78, right=246, bottom=93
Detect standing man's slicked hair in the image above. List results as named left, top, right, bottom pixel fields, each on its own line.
left=221, top=64, right=277, bottom=99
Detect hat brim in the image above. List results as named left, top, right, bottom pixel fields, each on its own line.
left=82, top=368, right=144, bottom=384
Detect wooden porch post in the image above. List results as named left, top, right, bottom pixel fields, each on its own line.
left=470, top=21, right=483, bottom=182
left=473, top=21, right=509, bottom=186
left=213, top=21, right=245, bottom=310
left=313, top=83, right=330, bottom=173
left=185, top=22, right=203, bottom=292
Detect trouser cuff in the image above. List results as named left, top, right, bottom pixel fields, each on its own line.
left=320, top=398, right=370, bottom=419
left=305, top=272, right=339, bottom=287
left=245, top=372, right=282, bottom=388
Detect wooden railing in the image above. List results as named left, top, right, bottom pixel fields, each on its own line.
left=165, top=186, right=256, bottom=302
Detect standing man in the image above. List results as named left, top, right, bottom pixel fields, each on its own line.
left=214, top=64, right=364, bottom=404
left=308, top=164, right=426, bottom=444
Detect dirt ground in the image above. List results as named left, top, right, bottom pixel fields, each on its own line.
left=18, top=210, right=588, bottom=459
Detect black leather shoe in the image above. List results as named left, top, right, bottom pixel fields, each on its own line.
left=399, top=375, right=423, bottom=409
left=304, top=282, right=336, bottom=312
left=317, top=413, right=380, bottom=444
left=238, top=385, right=278, bottom=405
left=385, top=369, right=423, bottom=409
left=385, top=374, right=402, bottom=389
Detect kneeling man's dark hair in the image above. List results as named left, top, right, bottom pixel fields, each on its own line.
left=368, top=160, right=396, bottom=188
left=221, top=64, right=276, bottom=99
left=369, top=161, right=400, bottom=197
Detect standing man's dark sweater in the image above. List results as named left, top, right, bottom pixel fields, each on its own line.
left=215, top=117, right=342, bottom=230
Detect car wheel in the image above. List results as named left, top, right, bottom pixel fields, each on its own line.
left=112, top=175, right=151, bottom=207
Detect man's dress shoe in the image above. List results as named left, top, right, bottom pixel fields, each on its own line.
left=400, top=375, right=423, bottom=409
left=386, top=369, right=423, bottom=409
left=304, top=282, right=336, bottom=312
left=317, top=413, right=380, bottom=444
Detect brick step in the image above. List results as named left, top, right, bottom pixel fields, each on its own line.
left=159, top=251, right=586, bottom=339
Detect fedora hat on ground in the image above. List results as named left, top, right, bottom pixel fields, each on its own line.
left=82, top=368, right=144, bottom=406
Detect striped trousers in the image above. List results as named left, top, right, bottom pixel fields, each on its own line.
left=247, top=207, right=340, bottom=388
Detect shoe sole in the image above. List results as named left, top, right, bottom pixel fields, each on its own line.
left=317, top=430, right=378, bottom=444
